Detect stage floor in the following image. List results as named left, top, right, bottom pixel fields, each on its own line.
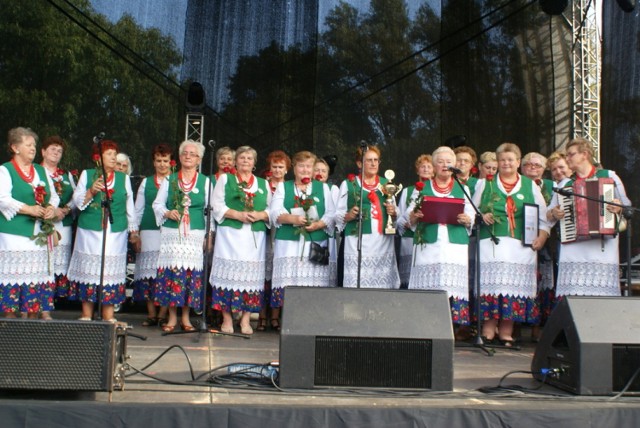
left=2, top=309, right=640, bottom=428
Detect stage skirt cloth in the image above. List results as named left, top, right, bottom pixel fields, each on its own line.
left=270, top=236, right=334, bottom=308
left=555, top=237, right=621, bottom=298
left=210, top=224, right=266, bottom=313
left=153, top=227, right=205, bottom=308
left=51, top=223, right=73, bottom=297
left=132, top=229, right=161, bottom=302
left=0, top=231, right=55, bottom=313
left=67, top=227, right=128, bottom=305
left=398, top=236, right=413, bottom=286
left=408, top=225, right=470, bottom=325
left=342, top=232, right=400, bottom=289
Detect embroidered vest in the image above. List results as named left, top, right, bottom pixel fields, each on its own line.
left=344, top=176, right=389, bottom=236
left=163, top=172, right=207, bottom=230
left=139, top=176, right=162, bottom=231
left=218, top=174, right=268, bottom=232
left=479, top=174, right=535, bottom=239
left=0, top=162, right=52, bottom=237
left=414, top=181, right=469, bottom=245
left=77, top=169, right=128, bottom=232
left=275, top=180, right=328, bottom=242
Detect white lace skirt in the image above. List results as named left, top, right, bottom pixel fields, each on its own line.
left=67, top=228, right=128, bottom=286
left=478, top=236, right=537, bottom=299
left=52, top=224, right=73, bottom=276
left=157, top=227, right=205, bottom=271
left=342, top=233, right=400, bottom=289
left=0, top=232, right=54, bottom=285
left=271, top=237, right=333, bottom=288
left=134, top=229, right=161, bottom=280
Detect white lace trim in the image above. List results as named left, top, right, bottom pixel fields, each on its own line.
left=52, top=243, right=72, bottom=276
left=342, top=253, right=400, bottom=289
left=556, top=262, right=620, bottom=297
left=479, top=261, right=537, bottom=298
left=210, top=257, right=265, bottom=291
left=408, top=263, right=468, bottom=300
left=0, top=249, right=54, bottom=284
left=157, top=228, right=205, bottom=271
left=67, top=251, right=127, bottom=286
left=271, top=256, right=334, bottom=288
left=134, top=250, right=160, bottom=280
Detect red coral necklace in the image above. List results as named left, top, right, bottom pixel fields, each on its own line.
left=11, top=158, right=35, bottom=183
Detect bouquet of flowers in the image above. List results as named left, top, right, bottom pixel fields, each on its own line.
left=30, top=183, right=58, bottom=273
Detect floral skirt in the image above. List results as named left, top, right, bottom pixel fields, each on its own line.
left=54, top=274, right=71, bottom=298
left=154, top=267, right=203, bottom=309
left=211, top=287, right=263, bottom=314
left=269, top=286, right=284, bottom=308
left=479, top=294, right=540, bottom=324
left=70, top=281, right=126, bottom=305
left=537, top=287, right=556, bottom=324
left=133, top=277, right=156, bottom=303
left=0, top=281, right=55, bottom=313
left=450, top=297, right=470, bottom=326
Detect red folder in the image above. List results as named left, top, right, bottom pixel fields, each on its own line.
left=419, top=196, right=465, bottom=225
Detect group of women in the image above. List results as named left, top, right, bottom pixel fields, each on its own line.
left=0, top=128, right=630, bottom=343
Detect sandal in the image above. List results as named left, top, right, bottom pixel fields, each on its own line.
left=180, top=323, right=196, bottom=332
left=256, top=317, right=267, bottom=332
left=270, top=318, right=281, bottom=332
left=162, top=324, right=176, bottom=333
left=78, top=316, right=92, bottom=321
left=142, top=317, right=159, bottom=327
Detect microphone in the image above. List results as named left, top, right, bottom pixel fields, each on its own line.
left=447, top=166, right=463, bottom=175
left=552, top=187, right=573, bottom=197
left=360, top=140, right=368, bottom=151
left=207, top=140, right=216, bottom=149
left=93, top=132, right=105, bottom=144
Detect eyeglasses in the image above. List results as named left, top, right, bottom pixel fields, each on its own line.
left=525, top=163, right=544, bottom=169
left=364, top=158, right=380, bottom=164
left=181, top=151, right=200, bottom=158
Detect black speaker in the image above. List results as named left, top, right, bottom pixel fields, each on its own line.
left=279, top=287, right=454, bottom=391
left=539, top=0, right=569, bottom=15
left=531, top=296, right=640, bottom=395
left=0, top=319, right=127, bottom=392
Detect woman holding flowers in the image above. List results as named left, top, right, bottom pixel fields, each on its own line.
left=210, top=146, right=271, bottom=335
left=152, top=140, right=211, bottom=332
left=336, top=145, right=400, bottom=289
left=40, top=136, right=76, bottom=318
left=471, top=142, right=550, bottom=346
left=132, top=143, right=173, bottom=327
left=403, top=147, right=473, bottom=325
left=0, top=127, right=59, bottom=318
left=269, top=151, right=336, bottom=328
left=67, top=139, right=136, bottom=322
left=396, top=154, right=433, bottom=289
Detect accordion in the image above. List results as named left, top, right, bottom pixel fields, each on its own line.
left=558, top=177, right=617, bottom=243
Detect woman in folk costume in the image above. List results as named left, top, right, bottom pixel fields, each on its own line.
left=210, top=146, right=271, bottom=335
left=39, top=135, right=76, bottom=319
left=269, top=151, right=336, bottom=326
left=404, top=147, right=473, bottom=325
left=132, top=143, right=173, bottom=327
left=0, top=127, right=59, bottom=318
left=396, top=154, right=433, bottom=289
left=472, top=142, right=550, bottom=346
left=153, top=140, right=211, bottom=333
left=313, top=157, right=340, bottom=287
left=67, top=139, right=137, bottom=322
left=547, top=138, right=630, bottom=300
left=336, top=145, right=400, bottom=289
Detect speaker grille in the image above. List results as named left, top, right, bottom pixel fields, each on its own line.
left=0, top=320, right=116, bottom=391
left=613, top=345, right=640, bottom=392
left=314, top=336, right=432, bottom=389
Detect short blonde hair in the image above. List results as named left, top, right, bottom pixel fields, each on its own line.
left=496, top=142, right=521, bottom=160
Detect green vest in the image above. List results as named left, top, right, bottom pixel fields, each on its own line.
left=163, top=172, right=207, bottom=230
left=565, top=168, right=611, bottom=187
left=536, top=178, right=554, bottom=206
left=53, top=170, right=75, bottom=227
left=78, top=169, right=128, bottom=232
left=479, top=174, right=535, bottom=239
left=139, top=176, right=161, bottom=231
left=218, top=174, right=268, bottom=232
left=0, top=162, right=52, bottom=237
left=461, top=176, right=478, bottom=196
left=344, top=176, right=390, bottom=236
left=275, top=180, right=328, bottom=242
left=414, top=181, right=469, bottom=245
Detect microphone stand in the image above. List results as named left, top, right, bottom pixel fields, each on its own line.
left=553, top=188, right=640, bottom=297
left=95, top=134, right=114, bottom=321
left=450, top=172, right=506, bottom=356
left=355, top=143, right=368, bottom=288
left=163, top=140, right=248, bottom=339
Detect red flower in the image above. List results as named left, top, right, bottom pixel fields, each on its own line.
left=471, top=166, right=478, bottom=175
left=301, top=177, right=311, bottom=185
left=70, top=169, right=79, bottom=177
left=34, top=184, right=47, bottom=205
left=415, top=181, right=425, bottom=191
left=315, top=174, right=323, bottom=181
left=264, top=170, right=272, bottom=178
left=535, top=178, right=542, bottom=186
left=92, top=154, right=100, bottom=163
left=170, top=160, right=177, bottom=168
left=56, top=168, right=65, bottom=176
left=347, top=173, right=356, bottom=182
left=486, top=174, right=494, bottom=181
left=229, top=167, right=237, bottom=175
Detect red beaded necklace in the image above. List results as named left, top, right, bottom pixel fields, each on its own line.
left=499, top=174, right=519, bottom=193
left=236, top=172, right=255, bottom=189
left=362, top=175, right=379, bottom=191
left=432, top=178, right=453, bottom=194
left=154, top=174, right=167, bottom=189
left=178, top=170, right=197, bottom=193
left=11, top=158, right=35, bottom=183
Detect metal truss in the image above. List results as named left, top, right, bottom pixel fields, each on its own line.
left=185, top=113, right=204, bottom=144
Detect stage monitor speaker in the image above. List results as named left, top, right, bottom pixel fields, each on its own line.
left=279, top=287, right=453, bottom=391
left=531, top=296, right=640, bottom=395
left=0, top=319, right=127, bottom=392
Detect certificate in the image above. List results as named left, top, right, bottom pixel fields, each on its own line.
left=522, top=203, right=539, bottom=247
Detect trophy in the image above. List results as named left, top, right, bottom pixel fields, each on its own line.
left=381, top=169, right=402, bottom=235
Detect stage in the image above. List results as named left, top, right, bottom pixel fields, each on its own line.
left=1, top=309, right=640, bottom=428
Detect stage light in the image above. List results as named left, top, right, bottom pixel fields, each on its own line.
left=539, top=0, right=569, bottom=15
left=186, top=82, right=206, bottom=113
left=617, top=0, right=636, bottom=12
